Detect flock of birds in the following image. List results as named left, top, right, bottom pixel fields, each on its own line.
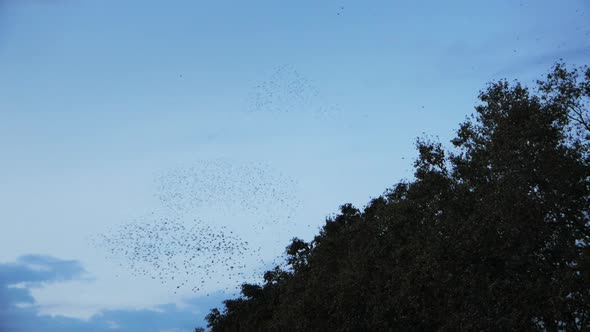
left=94, top=16, right=345, bottom=296
left=154, top=159, right=300, bottom=225
left=92, top=160, right=301, bottom=295
left=93, top=214, right=255, bottom=294
left=248, top=64, right=340, bottom=119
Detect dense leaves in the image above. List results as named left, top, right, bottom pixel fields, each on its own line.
left=204, top=64, right=590, bottom=331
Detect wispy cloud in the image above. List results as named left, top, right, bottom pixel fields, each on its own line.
left=0, top=255, right=85, bottom=314
left=0, top=255, right=223, bottom=332
left=2, top=255, right=86, bottom=284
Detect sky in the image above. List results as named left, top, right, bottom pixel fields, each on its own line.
left=0, top=0, right=589, bottom=331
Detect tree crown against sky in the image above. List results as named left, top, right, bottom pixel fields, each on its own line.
left=202, top=63, right=590, bottom=331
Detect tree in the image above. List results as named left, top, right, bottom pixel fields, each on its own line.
left=204, top=63, right=590, bottom=331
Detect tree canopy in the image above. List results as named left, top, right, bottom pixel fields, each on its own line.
left=204, top=64, right=590, bottom=331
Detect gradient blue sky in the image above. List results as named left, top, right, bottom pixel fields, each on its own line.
left=1, top=0, right=589, bottom=331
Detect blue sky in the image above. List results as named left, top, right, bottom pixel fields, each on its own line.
left=0, top=0, right=589, bottom=331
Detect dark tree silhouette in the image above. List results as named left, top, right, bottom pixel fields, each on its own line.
left=204, top=63, right=590, bottom=331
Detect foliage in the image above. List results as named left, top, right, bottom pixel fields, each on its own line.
left=205, top=64, right=590, bottom=331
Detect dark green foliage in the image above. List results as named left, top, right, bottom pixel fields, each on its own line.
left=205, top=64, right=590, bottom=331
